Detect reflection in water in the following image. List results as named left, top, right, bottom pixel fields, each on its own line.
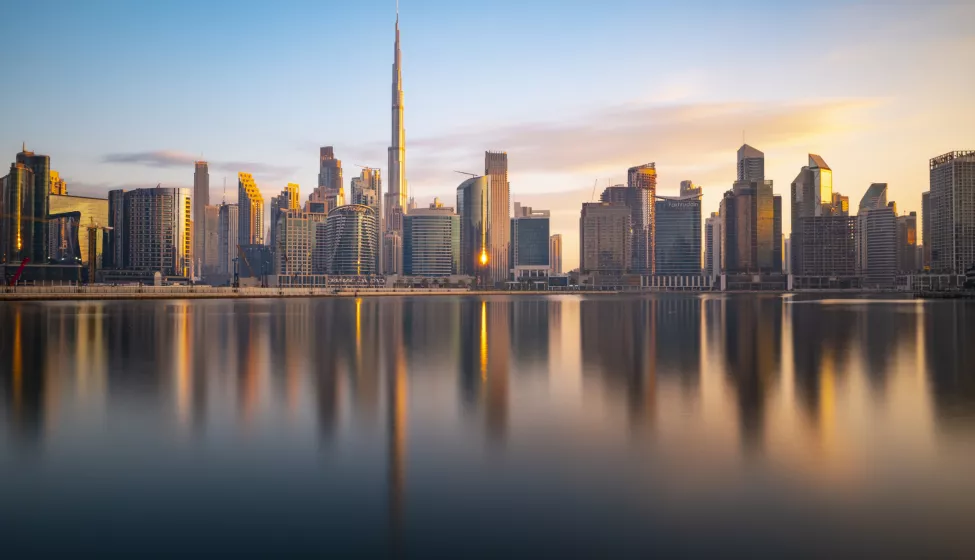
left=2, top=296, right=975, bottom=556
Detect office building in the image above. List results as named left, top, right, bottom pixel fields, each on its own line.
left=862, top=203, right=897, bottom=288
left=311, top=147, right=343, bottom=206
left=49, top=170, right=67, bottom=195
left=832, top=193, right=850, bottom=216
left=403, top=199, right=459, bottom=277
left=456, top=175, right=490, bottom=277
left=269, top=183, right=300, bottom=251
left=323, top=205, right=378, bottom=275
left=704, top=212, right=722, bottom=279
left=351, top=168, right=382, bottom=270
left=737, top=144, right=765, bottom=182
left=1, top=146, right=51, bottom=265
left=654, top=192, right=701, bottom=276
left=383, top=231, right=402, bottom=276
left=549, top=234, right=562, bottom=274
left=790, top=154, right=837, bottom=275
left=485, top=151, right=510, bottom=285
left=238, top=172, right=264, bottom=247
left=773, top=195, right=783, bottom=273
left=106, top=190, right=126, bottom=268
left=680, top=180, right=702, bottom=198
left=510, top=202, right=550, bottom=279
left=202, top=205, right=219, bottom=275
left=276, top=209, right=328, bottom=277
left=193, top=161, right=209, bottom=274
left=721, top=169, right=777, bottom=275
left=48, top=194, right=109, bottom=269
left=929, top=151, right=975, bottom=273
left=857, top=183, right=889, bottom=273
left=627, top=163, right=657, bottom=274
left=218, top=203, right=239, bottom=275
left=921, top=190, right=931, bottom=269
left=896, top=212, right=918, bottom=273
left=795, top=216, right=857, bottom=278
left=123, top=187, right=191, bottom=277
left=579, top=202, right=632, bottom=274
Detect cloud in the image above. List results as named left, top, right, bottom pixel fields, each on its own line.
left=406, top=98, right=880, bottom=186
left=102, top=150, right=298, bottom=180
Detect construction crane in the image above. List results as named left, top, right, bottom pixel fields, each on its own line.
left=8, top=258, right=29, bottom=286
left=454, top=171, right=478, bottom=178
left=84, top=217, right=112, bottom=285
left=590, top=179, right=598, bottom=202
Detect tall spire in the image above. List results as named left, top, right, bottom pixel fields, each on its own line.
left=387, top=1, right=406, bottom=214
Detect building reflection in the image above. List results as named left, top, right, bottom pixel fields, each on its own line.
left=789, top=300, right=856, bottom=422
left=580, top=297, right=658, bottom=429
left=924, top=303, right=975, bottom=434
left=510, top=298, right=550, bottom=367
left=381, top=299, right=408, bottom=552
left=0, top=306, right=47, bottom=446
left=653, top=296, right=701, bottom=391
left=720, top=295, right=782, bottom=449
left=457, top=298, right=511, bottom=443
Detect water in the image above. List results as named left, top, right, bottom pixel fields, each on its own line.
left=1, top=294, right=974, bottom=558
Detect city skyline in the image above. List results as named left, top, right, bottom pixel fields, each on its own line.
left=1, top=1, right=973, bottom=270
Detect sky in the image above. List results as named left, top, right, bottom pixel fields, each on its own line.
left=1, top=0, right=973, bottom=270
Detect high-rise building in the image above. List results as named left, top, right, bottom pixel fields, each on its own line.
left=796, top=216, right=858, bottom=278
left=387, top=13, right=407, bottom=218
left=680, top=180, right=702, bottom=198
left=921, top=190, right=931, bottom=269
left=49, top=170, right=67, bottom=195
left=790, top=154, right=837, bottom=275
left=218, top=203, right=239, bottom=275
left=862, top=202, right=897, bottom=288
left=704, top=212, right=722, bottom=279
left=654, top=192, right=701, bottom=276
left=276, top=209, right=328, bottom=277
left=456, top=176, right=490, bottom=277
left=403, top=200, right=459, bottom=277
left=773, top=195, right=783, bottom=273
left=831, top=193, right=850, bottom=216
left=896, top=212, right=918, bottom=273
left=311, top=147, right=343, bottom=205
left=510, top=202, right=550, bottom=279
left=857, top=183, right=889, bottom=274
left=49, top=194, right=109, bottom=270
left=124, top=187, right=192, bottom=277
left=383, top=231, right=402, bottom=276
left=737, top=144, right=765, bottom=182
left=269, top=183, right=300, bottom=252
left=237, top=172, right=264, bottom=247
left=193, top=161, right=209, bottom=274
left=1, top=146, right=51, bottom=265
left=323, top=205, right=379, bottom=275
left=203, top=205, right=219, bottom=275
left=351, top=168, right=382, bottom=271
left=627, top=163, right=657, bottom=274
left=929, top=151, right=975, bottom=273
left=721, top=177, right=777, bottom=274
left=485, top=151, right=510, bottom=285
left=106, top=189, right=126, bottom=268
left=549, top=234, right=562, bottom=274
left=579, top=202, right=632, bottom=275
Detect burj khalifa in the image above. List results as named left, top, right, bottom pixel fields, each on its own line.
left=383, top=8, right=407, bottom=274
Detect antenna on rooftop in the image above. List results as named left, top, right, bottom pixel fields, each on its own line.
left=222, top=177, right=226, bottom=204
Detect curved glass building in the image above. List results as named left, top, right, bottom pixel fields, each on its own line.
left=456, top=176, right=490, bottom=276
left=323, top=204, right=378, bottom=275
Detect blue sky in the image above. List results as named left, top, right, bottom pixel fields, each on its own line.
left=2, top=0, right=973, bottom=269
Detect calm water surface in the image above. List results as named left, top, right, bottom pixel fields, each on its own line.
left=2, top=294, right=975, bottom=558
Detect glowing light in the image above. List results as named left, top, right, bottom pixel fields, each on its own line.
left=480, top=250, right=488, bottom=266
left=480, top=300, right=488, bottom=379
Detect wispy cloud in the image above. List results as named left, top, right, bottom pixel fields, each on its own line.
left=102, top=150, right=298, bottom=180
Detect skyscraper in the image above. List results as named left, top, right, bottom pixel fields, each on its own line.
left=862, top=203, right=897, bottom=288
left=929, top=151, right=975, bottom=274
left=921, top=190, right=931, bottom=269
left=896, top=212, right=918, bottom=273
left=276, top=209, right=328, bottom=278
left=456, top=175, right=490, bottom=278
left=238, top=172, right=264, bottom=247
left=722, top=148, right=777, bottom=276
left=627, top=163, right=657, bottom=274
left=203, top=205, right=219, bottom=275
left=704, top=212, right=722, bottom=279
left=737, top=144, right=765, bottom=182
left=49, top=194, right=109, bottom=270
left=857, top=183, right=888, bottom=274
left=352, top=168, right=383, bottom=271
left=218, top=203, right=238, bottom=275
left=193, top=160, right=209, bottom=274
left=403, top=200, right=459, bottom=277
left=549, top=234, right=562, bottom=274
left=790, top=154, right=837, bottom=275
left=312, top=147, right=343, bottom=204
left=124, top=187, right=192, bottom=277
left=1, top=146, right=52, bottom=265
left=485, top=151, right=510, bottom=285
left=106, top=189, right=126, bottom=268
left=323, top=205, right=379, bottom=276
left=384, top=8, right=407, bottom=265
left=510, top=202, right=550, bottom=280
left=269, top=183, right=299, bottom=251
left=580, top=202, right=632, bottom=275
left=654, top=192, right=702, bottom=276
